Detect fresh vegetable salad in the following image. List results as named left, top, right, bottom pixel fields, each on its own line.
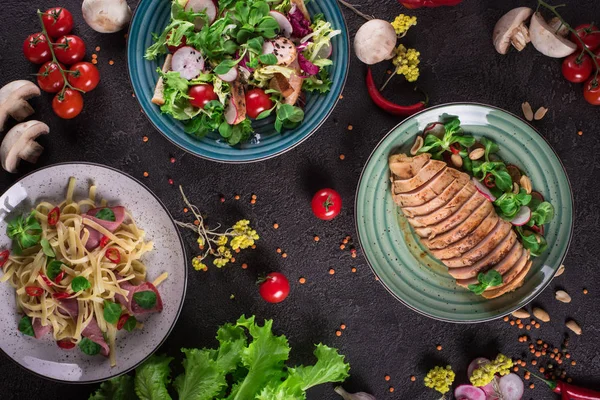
left=145, top=0, right=340, bottom=146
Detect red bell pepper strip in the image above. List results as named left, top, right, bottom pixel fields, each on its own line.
left=40, top=273, right=53, bottom=287
left=56, top=339, right=76, bottom=350
left=400, top=0, right=463, bottom=9
left=366, top=68, right=427, bottom=116
left=0, top=250, right=10, bottom=269
left=47, top=207, right=60, bottom=226
left=25, top=286, right=44, bottom=297
left=105, top=247, right=121, bottom=264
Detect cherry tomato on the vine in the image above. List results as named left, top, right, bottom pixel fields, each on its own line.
left=562, top=53, right=593, bottom=83
left=23, top=32, right=51, bottom=64
left=54, top=35, right=86, bottom=65
left=67, top=62, right=100, bottom=92
left=583, top=77, right=600, bottom=105
left=188, top=84, right=218, bottom=108
left=570, top=23, right=600, bottom=51
left=245, top=88, right=274, bottom=119
left=37, top=61, right=66, bottom=93
left=258, top=272, right=290, bottom=304
left=311, top=188, right=342, bottom=220
left=42, top=7, right=73, bottom=38
left=52, top=88, right=84, bottom=119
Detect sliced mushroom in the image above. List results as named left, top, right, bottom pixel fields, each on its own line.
left=493, top=7, right=533, bottom=54
left=354, top=19, right=397, bottom=65
left=548, top=17, right=569, bottom=37
left=0, top=120, right=49, bottom=173
left=0, top=80, right=41, bottom=132
left=82, top=0, right=132, bottom=33
left=530, top=12, right=577, bottom=58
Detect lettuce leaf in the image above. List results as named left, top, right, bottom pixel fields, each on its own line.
left=134, top=355, right=173, bottom=400
left=89, top=375, right=136, bottom=400
left=174, top=349, right=225, bottom=400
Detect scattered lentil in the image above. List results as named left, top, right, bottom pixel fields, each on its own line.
left=340, top=244, right=346, bottom=250
left=329, top=268, right=335, bottom=275
left=529, top=383, right=535, bottom=389
left=95, top=46, right=100, bottom=51
left=340, top=324, right=346, bottom=330
left=143, top=171, right=149, bottom=177
left=183, top=208, right=188, bottom=213
left=91, top=54, right=97, bottom=59
left=389, top=387, right=394, bottom=393
left=503, top=316, right=509, bottom=322
left=168, top=179, right=174, bottom=185
left=335, top=330, right=342, bottom=337
left=410, top=376, right=416, bottom=382
left=170, top=157, right=176, bottom=163
left=436, top=345, right=442, bottom=351
left=143, top=136, right=149, bottom=142
left=571, top=361, right=576, bottom=366
left=251, top=194, right=257, bottom=200
left=531, top=360, right=537, bottom=365
left=347, top=124, right=353, bottom=131
left=384, top=375, right=390, bottom=381
left=91, top=59, right=98, bottom=64
left=241, top=263, right=247, bottom=269
left=282, top=253, right=287, bottom=258
left=234, top=195, right=240, bottom=200
left=351, top=267, right=357, bottom=273
left=339, top=154, right=345, bottom=160
left=220, top=196, right=225, bottom=203
left=583, top=288, right=589, bottom=294
left=250, top=199, right=256, bottom=204
left=273, top=223, right=279, bottom=229
left=109, top=60, right=115, bottom=65
left=298, top=277, right=306, bottom=284
left=230, top=257, right=235, bottom=263
left=577, top=130, right=583, bottom=136
left=314, top=236, right=320, bottom=242
left=276, top=248, right=282, bottom=253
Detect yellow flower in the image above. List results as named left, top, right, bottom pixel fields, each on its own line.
left=191, top=257, right=207, bottom=271
left=216, top=235, right=228, bottom=246
left=213, top=257, right=229, bottom=268
left=233, top=220, right=250, bottom=233
left=391, top=14, right=417, bottom=35
left=424, top=365, right=455, bottom=395
left=470, top=354, right=514, bottom=387
left=196, top=236, right=205, bottom=246
left=392, top=44, right=420, bottom=82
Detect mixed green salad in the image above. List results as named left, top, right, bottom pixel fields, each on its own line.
left=145, top=0, right=340, bottom=145
left=416, top=118, right=555, bottom=258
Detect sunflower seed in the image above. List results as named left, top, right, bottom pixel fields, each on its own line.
left=534, top=106, right=549, bottom=120
left=522, top=102, right=534, bottom=121
left=469, top=148, right=485, bottom=160
left=512, top=182, right=520, bottom=194
left=555, top=264, right=565, bottom=277
left=520, top=175, right=532, bottom=194
left=566, top=320, right=582, bottom=335
left=555, top=290, right=571, bottom=303
left=451, top=153, right=463, bottom=168
left=511, top=309, right=531, bottom=318
left=410, top=136, right=423, bottom=155
left=533, top=307, right=550, bottom=322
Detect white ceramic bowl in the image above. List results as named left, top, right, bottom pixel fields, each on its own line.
left=0, top=163, right=187, bottom=383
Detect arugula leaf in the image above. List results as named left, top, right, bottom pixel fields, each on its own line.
left=123, top=316, right=137, bottom=332
left=46, top=260, right=64, bottom=281
left=468, top=270, right=503, bottom=295
left=103, top=301, right=122, bottom=325
left=174, top=349, right=226, bottom=400
left=134, top=355, right=173, bottom=400
left=71, top=276, right=91, bottom=292
left=18, top=315, right=35, bottom=337
left=79, top=337, right=102, bottom=356
left=95, top=208, right=116, bottom=222
left=7, top=212, right=42, bottom=250
left=40, top=238, right=55, bottom=257
left=133, top=291, right=157, bottom=310
left=89, top=375, right=136, bottom=400
left=529, top=201, right=555, bottom=227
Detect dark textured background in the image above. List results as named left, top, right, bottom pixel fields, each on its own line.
left=0, top=0, right=599, bottom=399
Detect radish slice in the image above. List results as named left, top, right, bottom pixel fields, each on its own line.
left=224, top=98, right=238, bottom=125
left=472, top=178, right=497, bottom=202
left=455, top=385, right=487, bottom=400
left=510, top=206, right=531, bottom=226
left=498, top=373, right=524, bottom=400
left=467, top=357, right=490, bottom=378
left=217, top=67, right=238, bottom=82
left=171, top=46, right=204, bottom=80
left=262, top=41, right=275, bottom=55
left=482, top=381, right=499, bottom=399
left=269, top=11, right=293, bottom=37
left=530, top=191, right=544, bottom=202
left=185, top=0, right=218, bottom=30
left=316, top=42, right=333, bottom=59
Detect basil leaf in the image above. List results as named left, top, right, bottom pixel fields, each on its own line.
left=468, top=270, right=502, bottom=295
left=18, top=316, right=35, bottom=337
left=79, top=337, right=102, bottom=356
left=71, top=276, right=91, bottom=292
left=214, top=59, right=237, bottom=75
left=491, top=169, right=513, bottom=192
left=258, top=53, right=277, bottom=65
left=46, top=260, right=64, bottom=281
left=40, top=238, right=55, bottom=258
left=123, top=316, right=137, bottom=332
left=133, top=291, right=157, bottom=310
left=103, top=301, right=122, bottom=325
left=95, top=208, right=116, bottom=222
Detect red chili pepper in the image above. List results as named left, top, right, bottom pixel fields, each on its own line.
left=99, top=235, right=110, bottom=249
left=0, top=250, right=10, bottom=269
left=56, top=339, right=76, bottom=350
left=52, top=292, right=70, bottom=300
left=532, top=372, right=600, bottom=400
left=423, top=122, right=444, bottom=133
left=54, top=271, right=65, bottom=284
left=484, top=173, right=496, bottom=188
left=40, top=273, right=53, bottom=287
left=25, top=286, right=44, bottom=297
left=105, top=247, right=121, bottom=263
left=449, top=143, right=461, bottom=154
left=530, top=224, right=545, bottom=235
left=366, top=68, right=427, bottom=116
left=47, top=207, right=60, bottom=226
left=400, top=0, right=463, bottom=8
left=117, top=313, right=130, bottom=330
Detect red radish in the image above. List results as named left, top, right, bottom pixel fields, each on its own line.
left=316, top=42, right=333, bottom=59
left=530, top=191, right=544, bottom=202
left=510, top=206, right=531, bottom=226
left=472, top=178, right=496, bottom=202
left=217, top=67, right=238, bottom=82
left=467, top=357, right=490, bottom=378
left=225, top=97, right=239, bottom=125
left=269, top=11, right=293, bottom=37
left=172, top=46, right=204, bottom=80
left=482, top=381, right=498, bottom=399
left=498, top=373, right=524, bottom=400
left=262, top=41, right=275, bottom=55
left=184, top=0, right=218, bottom=30
left=455, top=385, right=487, bottom=400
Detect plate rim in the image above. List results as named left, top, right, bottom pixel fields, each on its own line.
left=0, top=161, right=188, bottom=384
left=354, top=102, right=574, bottom=323
left=126, top=0, right=350, bottom=164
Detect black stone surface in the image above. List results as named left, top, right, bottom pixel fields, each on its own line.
left=0, top=0, right=599, bottom=399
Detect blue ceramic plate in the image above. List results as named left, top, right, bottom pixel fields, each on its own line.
left=127, top=0, right=349, bottom=163
left=355, top=103, right=573, bottom=323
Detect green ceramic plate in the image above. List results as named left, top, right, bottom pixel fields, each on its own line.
left=355, top=103, right=573, bottom=323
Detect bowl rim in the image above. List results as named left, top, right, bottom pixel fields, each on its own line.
left=354, top=102, right=574, bottom=324
left=0, top=161, right=188, bottom=384
left=126, top=0, right=350, bottom=164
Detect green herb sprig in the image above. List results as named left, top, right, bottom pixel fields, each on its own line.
left=468, top=270, right=503, bottom=295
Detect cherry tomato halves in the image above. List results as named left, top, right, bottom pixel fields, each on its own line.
left=245, top=88, right=274, bottom=119
left=562, top=53, right=593, bottom=83
left=37, top=61, right=65, bottom=93
left=311, top=188, right=342, bottom=221
left=67, top=62, right=100, bottom=92
left=54, top=35, right=86, bottom=65
left=42, top=7, right=74, bottom=38
left=570, top=23, right=600, bottom=51
left=258, top=272, right=290, bottom=303
left=56, top=339, right=76, bottom=350
left=583, top=78, right=600, bottom=105
left=188, top=84, right=218, bottom=108
left=23, top=33, right=51, bottom=64
left=52, top=88, right=83, bottom=119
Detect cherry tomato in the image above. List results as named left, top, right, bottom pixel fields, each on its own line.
left=583, top=77, right=600, bottom=105
left=53, top=35, right=86, bottom=65
left=188, top=84, right=218, bottom=108
left=245, top=88, right=274, bottom=119
left=258, top=272, right=290, bottom=303
left=166, top=32, right=187, bottom=53
left=570, top=23, right=600, bottom=51
left=562, top=53, right=593, bottom=83
left=23, top=32, right=51, bottom=64
left=42, top=7, right=73, bottom=38
left=56, top=339, right=76, bottom=350
left=67, top=62, right=100, bottom=92
left=311, top=188, right=342, bottom=220
left=52, top=88, right=84, bottom=119
left=37, top=61, right=65, bottom=93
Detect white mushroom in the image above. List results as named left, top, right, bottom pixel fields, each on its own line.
left=493, top=7, right=533, bottom=54
left=354, top=19, right=397, bottom=65
left=529, top=12, right=577, bottom=58
left=0, top=121, right=49, bottom=173
left=0, top=81, right=41, bottom=132
left=82, top=0, right=132, bottom=33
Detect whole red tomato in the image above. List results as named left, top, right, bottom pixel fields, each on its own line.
left=23, top=33, right=51, bottom=64
left=54, top=35, right=86, bottom=65
left=52, top=88, right=84, bottom=119
left=583, top=78, right=600, bottom=105
left=37, top=61, right=65, bottom=93
left=67, top=62, right=100, bottom=92
left=562, top=53, right=593, bottom=83
left=245, top=88, right=274, bottom=118
left=188, top=84, right=217, bottom=108
left=570, top=23, right=600, bottom=51
left=259, top=272, right=290, bottom=303
left=42, top=7, right=73, bottom=38
left=311, top=188, right=342, bottom=220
